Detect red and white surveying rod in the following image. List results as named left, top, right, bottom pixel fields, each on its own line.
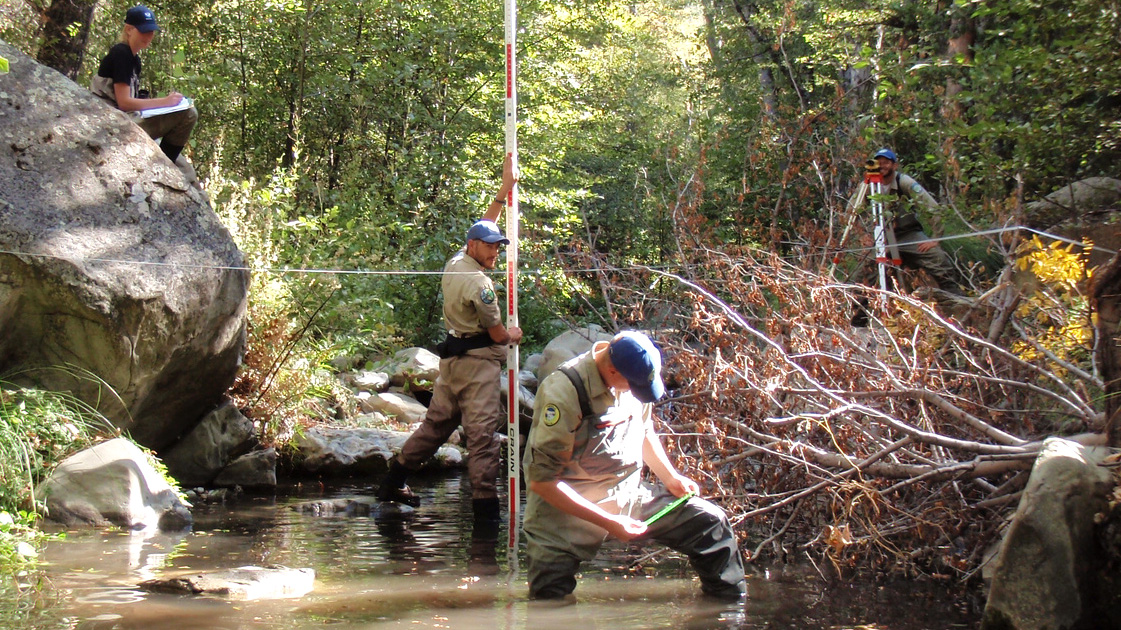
left=503, top=0, right=521, bottom=575
left=866, top=168, right=890, bottom=293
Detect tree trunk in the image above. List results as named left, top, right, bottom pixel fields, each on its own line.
left=940, top=7, right=975, bottom=199
left=1091, top=251, right=1121, bottom=447
left=36, top=0, right=99, bottom=80
left=728, top=0, right=778, bottom=120
left=284, top=0, right=314, bottom=169
left=942, top=9, right=975, bottom=121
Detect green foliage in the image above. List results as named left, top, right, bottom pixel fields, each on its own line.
left=224, top=272, right=346, bottom=445
left=0, top=384, right=112, bottom=514
left=0, top=381, right=113, bottom=599
left=870, top=0, right=1121, bottom=203
left=8, top=0, right=1116, bottom=436
left=211, top=169, right=353, bottom=440
left=0, top=2, right=39, bottom=51
left=1013, top=236, right=1095, bottom=386
left=0, top=511, right=43, bottom=571
left=690, top=0, right=1120, bottom=254
left=73, top=0, right=701, bottom=350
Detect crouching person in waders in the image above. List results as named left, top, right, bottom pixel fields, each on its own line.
left=523, top=331, right=746, bottom=602
left=377, top=155, right=521, bottom=534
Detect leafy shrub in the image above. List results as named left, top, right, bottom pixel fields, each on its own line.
left=225, top=274, right=348, bottom=445
left=0, top=379, right=115, bottom=601
left=0, top=383, right=113, bottom=515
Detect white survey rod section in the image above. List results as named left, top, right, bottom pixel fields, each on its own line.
left=504, top=0, right=520, bottom=576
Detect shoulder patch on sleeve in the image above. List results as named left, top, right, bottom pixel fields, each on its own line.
left=542, top=404, right=562, bottom=426
left=480, top=287, right=496, bottom=305
left=911, top=182, right=924, bottom=194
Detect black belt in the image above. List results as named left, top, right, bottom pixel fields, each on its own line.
left=435, top=332, right=495, bottom=359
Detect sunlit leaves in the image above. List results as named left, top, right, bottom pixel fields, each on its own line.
left=1015, top=235, right=1094, bottom=292
left=1012, top=235, right=1094, bottom=376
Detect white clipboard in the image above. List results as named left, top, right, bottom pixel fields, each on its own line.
left=138, top=97, right=192, bottom=118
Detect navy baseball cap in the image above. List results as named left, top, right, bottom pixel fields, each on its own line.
left=125, top=5, right=160, bottom=33
left=873, top=148, right=897, bottom=162
left=608, top=331, right=665, bottom=403
left=466, top=220, right=510, bottom=245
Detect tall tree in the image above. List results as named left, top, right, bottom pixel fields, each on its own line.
left=36, top=0, right=99, bottom=79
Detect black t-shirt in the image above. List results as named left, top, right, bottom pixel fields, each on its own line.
left=97, top=43, right=141, bottom=98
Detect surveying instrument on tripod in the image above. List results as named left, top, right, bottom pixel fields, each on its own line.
left=847, top=158, right=903, bottom=295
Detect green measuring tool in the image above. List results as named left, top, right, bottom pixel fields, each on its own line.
left=0, top=57, right=9, bottom=74
left=643, top=491, right=696, bottom=526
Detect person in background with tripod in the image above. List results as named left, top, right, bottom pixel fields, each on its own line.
left=849, top=148, right=964, bottom=326
left=867, top=148, right=963, bottom=294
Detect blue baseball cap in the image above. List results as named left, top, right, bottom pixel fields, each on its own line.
left=125, top=5, right=159, bottom=33
left=466, top=220, right=509, bottom=245
left=608, top=331, right=665, bottom=403
left=873, top=148, right=897, bottom=162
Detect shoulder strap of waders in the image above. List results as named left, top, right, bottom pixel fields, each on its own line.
left=558, top=365, right=593, bottom=422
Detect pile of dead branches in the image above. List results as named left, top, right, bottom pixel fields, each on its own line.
left=587, top=242, right=1104, bottom=581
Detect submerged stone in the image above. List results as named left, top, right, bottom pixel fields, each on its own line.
left=290, top=498, right=414, bottom=518
left=139, top=565, right=315, bottom=600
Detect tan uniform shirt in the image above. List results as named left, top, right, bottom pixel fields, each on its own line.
left=441, top=249, right=503, bottom=336
left=524, top=349, right=651, bottom=497
left=887, top=172, right=940, bottom=214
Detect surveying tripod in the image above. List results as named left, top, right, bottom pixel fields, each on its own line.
left=847, top=159, right=903, bottom=294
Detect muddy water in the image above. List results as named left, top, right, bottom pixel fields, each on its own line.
left=28, top=474, right=981, bottom=629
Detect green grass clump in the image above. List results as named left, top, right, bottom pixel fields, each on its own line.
left=0, top=384, right=113, bottom=512
left=0, top=382, right=115, bottom=564
left=0, top=381, right=116, bottom=626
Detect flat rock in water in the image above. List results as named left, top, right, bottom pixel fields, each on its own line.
left=139, top=565, right=315, bottom=600
left=289, top=498, right=414, bottom=518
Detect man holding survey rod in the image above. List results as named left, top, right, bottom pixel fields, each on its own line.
left=522, top=331, right=745, bottom=601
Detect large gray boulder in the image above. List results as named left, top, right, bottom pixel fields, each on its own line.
left=981, top=438, right=1118, bottom=630
left=536, top=324, right=614, bottom=380
left=1025, top=177, right=1121, bottom=230
left=0, top=42, right=248, bottom=450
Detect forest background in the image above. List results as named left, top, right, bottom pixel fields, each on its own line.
left=2, top=0, right=1121, bottom=584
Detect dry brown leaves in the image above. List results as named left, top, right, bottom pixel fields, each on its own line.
left=595, top=244, right=1100, bottom=582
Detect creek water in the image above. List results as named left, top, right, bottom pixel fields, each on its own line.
left=24, top=474, right=981, bottom=629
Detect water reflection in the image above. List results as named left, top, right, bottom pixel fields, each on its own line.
left=23, top=474, right=980, bottom=630
left=297, top=574, right=749, bottom=630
